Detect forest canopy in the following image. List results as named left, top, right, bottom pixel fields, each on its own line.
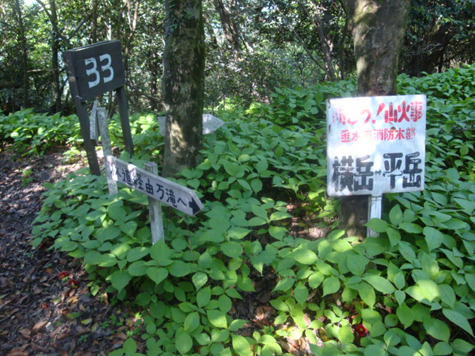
left=1, top=0, right=474, bottom=115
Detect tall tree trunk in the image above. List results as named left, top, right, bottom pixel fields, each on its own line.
left=14, top=0, right=29, bottom=108
left=339, top=0, right=410, bottom=237
left=306, top=0, right=336, bottom=81
left=50, top=0, right=61, bottom=112
left=162, top=0, right=205, bottom=177
left=213, top=0, right=240, bottom=51
left=91, top=0, right=98, bottom=43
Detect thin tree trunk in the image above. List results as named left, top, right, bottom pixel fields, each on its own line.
left=14, top=0, right=29, bottom=107
left=50, top=0, right=61, bottom=112
left=162, top=0, right=205, bottom=177
left=339, top=0, right=410, bottom=237
left=306, top=0, right=336, bottom=81
left=91, top=0, right=98, bottom=43
left=213, top=0, right=240, bottom=51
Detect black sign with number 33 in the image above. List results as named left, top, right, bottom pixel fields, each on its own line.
left=64, top=40, right=125, bottom=101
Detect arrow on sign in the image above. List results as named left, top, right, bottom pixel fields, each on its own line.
left=105, top=156, right=204, bottom=216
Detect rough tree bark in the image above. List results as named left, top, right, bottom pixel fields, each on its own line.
left=162, top=0, right=205, bottom=177
left=339, top=0, right=410, bottom=237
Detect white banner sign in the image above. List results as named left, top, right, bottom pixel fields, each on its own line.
left=326, top=95, right=426, bottom=196
left=105, top=156, right=204, bottom=215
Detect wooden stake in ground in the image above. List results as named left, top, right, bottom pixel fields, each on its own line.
left=145, top=162, right=165, bottom=243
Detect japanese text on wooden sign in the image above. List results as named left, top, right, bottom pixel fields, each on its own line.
left=105, top=156, right=204, bottom=216
left=326, top=95, right=427, bottom=196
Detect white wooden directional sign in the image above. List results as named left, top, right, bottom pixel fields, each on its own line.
left=158, top=114, right=225, bottom=136
left=327, top=95, right=427, bottom=196
left=105, top=156, right=204, bottom=216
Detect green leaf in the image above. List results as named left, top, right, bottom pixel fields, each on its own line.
left=289, top=249, right=317, bottom=265
left=454, top=198, right=475, bottom=215
left=176, top=331, right=193, bottom=355
left=251, top=205, right=268, bottom=220
left=387, top=227, right=401, bottom=247
left=294, top=283, right=309, bottom=305
left=322, top=276, right=340, bottom=296
left=120, top=221, right=138, bottom=237
left=122, top=337, right=137, bottom=355
left=221, top=242, right=243, bottom=258
left=358, top=282, right=376, bottom=308
left=273, top=277, right=295, bottom=292
left=269, top=211, right=292, bottom=221
left=465, top=274, right=475, bottom=293
left=150, top=241, right=173, bottom=264
left=439, top=284, right=456, bottom=308
left=238, top=179, right=251, bottom=191
left=192, top=272, right=208, bottom=291
left=227, top=227, right=252, bottom=240
left=452, top=338, right=475, bottom=354
left=424, top=318, right=450, bottom=342
left=363, top=344, right=387, bottom=356
left=207, top=309, right=228, bottom=329
left=396, top=303, right=414, bottom=328
left=337, top=324, right=354, bottom=343
left=346, top=254, right=368, bottom=276
left=398, top=241, right=417, bottom=264
left=218, top=294, right=232, bottom=313
left=308, top=271, right=324, bottom=289
left=442, top=309, right=474, bottom=336
left=110, top=270, right=131, bottom=292
left=168, top=261, right=191, bottom=277
left=108, top=201, right=126, bottom=221
left=146, top=267, right=168, bottom=285
left=251, top=178, right=263, bottom=193
left=423, top=227, right=444, bottom=251
left=269, top=226, right=287, bottom=240
left=400, top=222, right=423, bottom=234
left=127, top=247, right=149, bottom=262
left=128, top=261, right=148, bottom=276
left=232, top=334, right=253, bottom=356
left=389, top=205, right=404, bottom=226
left=255, top=159, right=268, bottom=173
left=417, top=279, right=440, bottom=302
left=433, top=342, right=452, bottom=355
left=197, top=287, right=211, bottom=308
left=366, top=219, right=388, bottom=233
left=363, top=275, right=395, bottom=294
left=223, top=160, right=238, bottom=176
left=96, top=226, right=121, bottom=242
left=184, top=312, right=200, bottom=333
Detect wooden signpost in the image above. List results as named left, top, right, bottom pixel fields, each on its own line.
left=104, top=155, right=204, bottom=243
left=326, top=95, right=427, bottom=237
left=64, top=40, right=134, bottom=175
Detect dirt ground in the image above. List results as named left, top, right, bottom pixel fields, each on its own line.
left=0, top=148, right=140, bottom=356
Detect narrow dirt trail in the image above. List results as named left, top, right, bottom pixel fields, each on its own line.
left=0, top=149, right=138, bottom=356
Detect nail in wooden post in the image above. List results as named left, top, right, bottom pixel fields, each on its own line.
left=144, top=162, right=165, bottom=243
left=97, top=108, right=118, bottom=195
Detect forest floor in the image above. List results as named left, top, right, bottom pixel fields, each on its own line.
left=0, top=146, right=331, bottom=356
left=0, top=147, right=141, bottom=356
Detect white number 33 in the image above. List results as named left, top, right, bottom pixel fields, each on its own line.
left=84, top=54, right=114, bottom=88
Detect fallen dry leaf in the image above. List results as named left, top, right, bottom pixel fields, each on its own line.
left=18, top=328, right=31, bottom=339
left=32, top=320, right=48, bottom=334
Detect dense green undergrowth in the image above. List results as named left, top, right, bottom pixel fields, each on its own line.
left=2, top=65, right=474, bottom=355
